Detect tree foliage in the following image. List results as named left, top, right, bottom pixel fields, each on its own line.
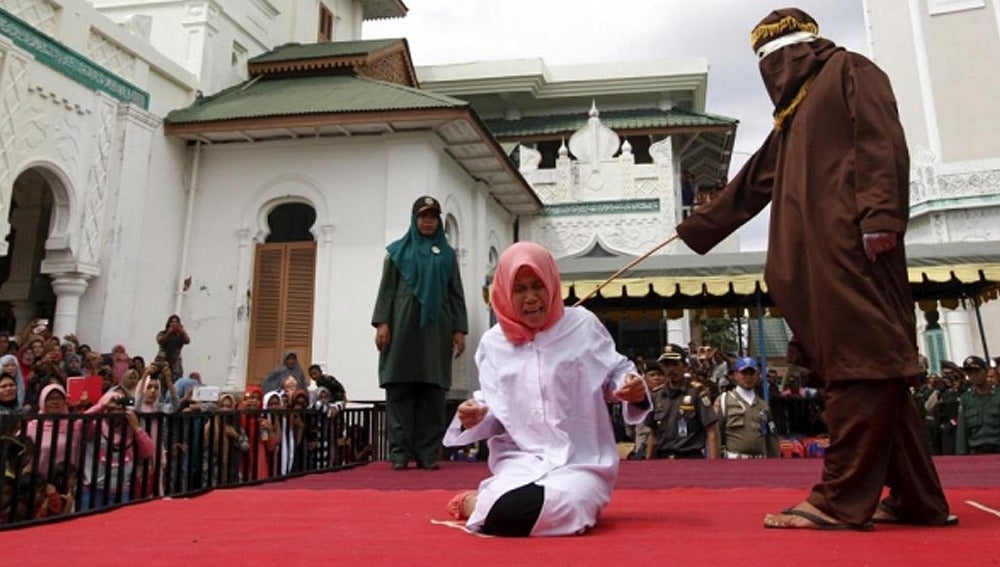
left=700, top=317, right=740, bottom=354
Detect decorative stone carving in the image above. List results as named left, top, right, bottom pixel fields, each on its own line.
left=0, top=43, right=29, bottom=253
left=534, top=216, right=667, bottom=259
left=568, top=102, right=620, bottom=166
left=518, top=144, right=541, bottom=172
left=522, top=104, right=684, bottom=257
left=24, top=85, right=88, bottom=171
left=620, top=138, right=633, bottom=162
left=632, top=177, right=661, bottom=199
left=82, top=96, right=116, bottom=263
left=0, top=0, right=57, bottom=36
left=87, top=31, right=136, bottom=82
left=649, top=137, right=673, bottom=165
left=909, top=144, right=1000, bottom=208
left=938, top=168, right=1000, bottom=199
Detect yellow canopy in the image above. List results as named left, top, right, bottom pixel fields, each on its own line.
left=558, top=243, right=1000, bottom=312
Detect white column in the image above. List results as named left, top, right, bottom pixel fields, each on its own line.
left=49, top=274, right=91, bottom=338
left=666, top=312, right=689, bottom=348
left=943, top=308, right=975, bottom=361
left=225, top=228, right=255, bottom=390
left=93, top=104, right=158, bottom=348
left=311, top=223, right=335, bottom=374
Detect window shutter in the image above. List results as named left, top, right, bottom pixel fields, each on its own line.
left=282, top=242, right=316, bottom=366
left=247, top=242, right=316, bottom=384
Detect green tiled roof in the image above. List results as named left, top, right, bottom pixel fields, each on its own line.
left=248, top=39, right=403, bottom=65
left=165, top=74, right=468, bottom=124
left=484, top=108, right=736, bottom=138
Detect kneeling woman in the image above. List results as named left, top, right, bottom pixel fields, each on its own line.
left=444, top=242, right=650, bottom=536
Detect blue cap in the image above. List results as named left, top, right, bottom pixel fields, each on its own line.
left=734, top=357, right=759, bottom=372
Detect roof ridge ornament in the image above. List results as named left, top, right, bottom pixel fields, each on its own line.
left=569, top=102, right=620, bottom=167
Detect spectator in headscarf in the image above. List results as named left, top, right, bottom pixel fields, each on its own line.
left=0, top=374, right=22, bottom=436
left=25, top=384, right=81, bottom=480
left=110, top=344, right=130, bottom=386
left=372, top=195, right=469, bottom=471
left=260, top=390, right=289, bottom=477
left=78, top=389, right=154, bottom=510
left=260, top=351, right=307, bottom=394
left=204, top=393, right=248, bottom=486
left=0, top=355, right=25, bottom=409
left=242, top=386, right=276, bottom=481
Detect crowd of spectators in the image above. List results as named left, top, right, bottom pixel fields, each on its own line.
left=0, top=316, right=364, bottom=527
left=618, top=342, right=827, bottom=461
left=3, top=314, right=995, bottom=526
left=619, top=342, right=999, bottom=461
left=914, top=354, right=1000, bottom=456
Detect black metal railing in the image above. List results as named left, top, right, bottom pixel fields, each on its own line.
left=0, top=403, right=384, bottom=529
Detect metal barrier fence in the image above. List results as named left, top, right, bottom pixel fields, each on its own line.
left=0, top=403, right=386, bottom=529
left=1, top=396, right=829, bottom=528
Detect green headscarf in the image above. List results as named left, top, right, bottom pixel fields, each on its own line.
left=386, top=206, right=456, bottom=328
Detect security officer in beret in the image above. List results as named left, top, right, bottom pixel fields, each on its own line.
left=956, top=356, right=1000, bottom=455
left=644, top=344, right=720, bottom=459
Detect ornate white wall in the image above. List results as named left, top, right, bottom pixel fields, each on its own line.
left=519, top=104, right=737, bottom=262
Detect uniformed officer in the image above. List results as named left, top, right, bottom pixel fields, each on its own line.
left=716, top=357, right=780, bottom=459
left=935, top=361, right=964, bottom=455
left=644, top=344, right=720, bottom=459
left=956, top=356, right=1000, bottom=455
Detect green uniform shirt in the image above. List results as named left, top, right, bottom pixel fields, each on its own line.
left=372, top=256, right=468, bottom=389
left=956, top=388, right=1000, bottom=454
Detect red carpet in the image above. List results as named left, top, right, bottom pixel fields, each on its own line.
left=7, top=457, right=1000, bottom=566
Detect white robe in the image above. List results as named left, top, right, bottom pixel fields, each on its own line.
left=444, top=307, right=650, bottom=536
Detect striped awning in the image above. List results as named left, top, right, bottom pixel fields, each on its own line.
left=559, top=243, right=1000, bottom=315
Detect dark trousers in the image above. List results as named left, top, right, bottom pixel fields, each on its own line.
left=807, top=380, right=950, bottom=525
left=482, top=483, right=545, bottom=537
left=384, top=383, right=446, bottom=466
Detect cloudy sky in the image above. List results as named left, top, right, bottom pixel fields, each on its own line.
left=363, top=1, right=869, bottom=250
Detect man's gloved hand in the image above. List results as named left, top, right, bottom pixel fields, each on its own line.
left=862, top=231, right=898, bottom=262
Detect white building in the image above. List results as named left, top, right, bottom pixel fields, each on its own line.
left=0, top=0, right=539, bottom=400
left=419, top=58, right=740, bottom=353
left=3, top=0, right=995, bottom=407
left=865, top=0, right=1000, bottom=366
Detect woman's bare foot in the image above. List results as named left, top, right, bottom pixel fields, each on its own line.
left=446, top=490, right=478, bottom=520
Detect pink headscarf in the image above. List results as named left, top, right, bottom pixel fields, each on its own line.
left=26, top=384, right=81, bottom=475
left=490, top=242, right=565, bottom=345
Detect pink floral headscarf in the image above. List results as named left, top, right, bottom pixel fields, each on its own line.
left=490, top=242, right=565, bottom=345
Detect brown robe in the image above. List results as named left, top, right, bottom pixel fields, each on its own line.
left=679, top=15, right=949, bottom=525
left=678, top=47, right=920, bottom=383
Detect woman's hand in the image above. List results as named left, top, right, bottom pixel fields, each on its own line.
left=613, top=373, right=648, bottom=403
left=457, top=399, right=487, bottom=429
